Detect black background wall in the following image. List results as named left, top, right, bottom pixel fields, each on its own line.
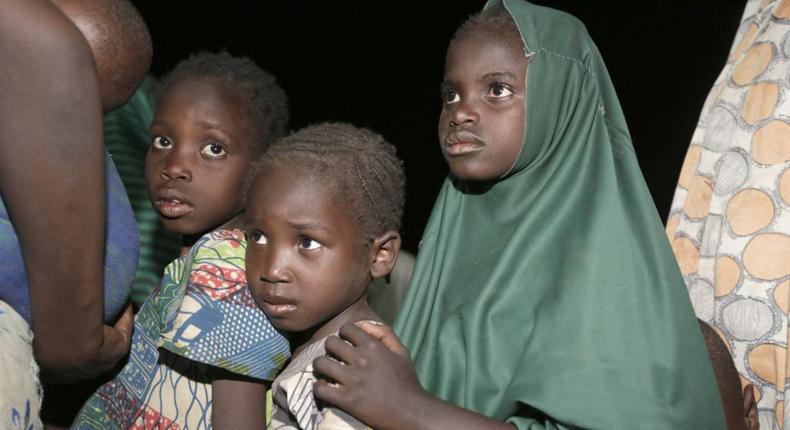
left=131, top=0, right=746, bottom=252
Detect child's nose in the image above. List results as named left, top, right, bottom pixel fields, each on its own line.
left=161, top=153, right=192, bottom=181
left=449, top=101, right=479, bottom=127
left=259, top=249, right=291, bottom=284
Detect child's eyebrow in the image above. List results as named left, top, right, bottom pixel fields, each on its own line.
left=481, top=71, right=518, bottom=83
left=289, top=221, right=331, bottom=233
left=196, top=120, right=223, bottom=131
left=439, top=81, right=456, bottom=93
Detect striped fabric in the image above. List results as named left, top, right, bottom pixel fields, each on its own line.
left=104, top=76, right=181, bottom=307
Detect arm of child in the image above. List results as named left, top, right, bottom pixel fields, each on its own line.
left=212, top=371, right=269, bottom=429
left=313, top=322, right=521, bottom=430
left=0, top=0, right=131, bottom=382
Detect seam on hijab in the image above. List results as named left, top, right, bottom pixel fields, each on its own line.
left=534, top=47, right=597, bottom=79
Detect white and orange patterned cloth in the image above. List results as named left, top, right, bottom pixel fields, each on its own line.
left=667, top=1, right=790, bottom=428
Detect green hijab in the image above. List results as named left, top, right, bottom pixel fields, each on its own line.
left=393, top=1, right=724, bottom=428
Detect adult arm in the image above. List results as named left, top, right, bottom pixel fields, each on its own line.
left=313, top=323, right=524, bottom=430
left=211, top=374, right=268, bottom=429
left=0, top=0, right=130, bottom=381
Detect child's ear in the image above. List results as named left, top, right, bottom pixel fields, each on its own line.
left=742, top=383, right=758, bottom=430
left=368, top=230, right=401, bottom=279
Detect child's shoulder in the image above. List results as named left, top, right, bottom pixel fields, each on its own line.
left=193, top=228, right=246, bottom=255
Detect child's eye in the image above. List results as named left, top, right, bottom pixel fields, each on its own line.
left=442, top=89, right=460, bottom=104
left=200, top=142, right=227, bottom=158
left=298, top=237, right=322, bottom=250
left=151, top=135, right=172, bottom=149
left=250, top=231, right=268, bottom=245
left=488, top=83, right=514, bottom=98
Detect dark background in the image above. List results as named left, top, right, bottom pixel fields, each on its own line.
left=131, top=0, right=746, bottom=252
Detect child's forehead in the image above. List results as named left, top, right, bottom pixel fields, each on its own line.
left=449, top=31, right=523, bottom=57
left=157, top=80, right=255, bottom=127
left=248, top=164, right=362, bottom=231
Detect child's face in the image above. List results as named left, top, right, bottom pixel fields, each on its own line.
left=245, top=165, right=372, bottom=334
left=438, top=33, right=528, bottom=182
left=145, top=80, right=255, bottom=236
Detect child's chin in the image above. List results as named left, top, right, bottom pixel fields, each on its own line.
left=270, top=318, right=311, bottom=335
left=159, top=217, right=200, bottom=236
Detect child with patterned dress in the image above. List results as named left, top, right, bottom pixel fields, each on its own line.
left=72, top=51, right=291, bottom=429
left=243, top=123, right=405, bottom=429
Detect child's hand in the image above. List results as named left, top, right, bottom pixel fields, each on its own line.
left=94, top=302, right=133, bottom=375
left=313, top=322, right=429, bottom=430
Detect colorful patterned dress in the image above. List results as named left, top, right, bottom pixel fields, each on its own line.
left=667, top=1, right=790, bottom=428
left=72, top=229, right=290, bottom=429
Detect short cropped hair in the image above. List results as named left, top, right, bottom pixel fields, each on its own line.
left=452, top=4, right=524, bottom=54
left=160, top=51, right=289, bottom=155
left=255, top=122, right=405, bottom=245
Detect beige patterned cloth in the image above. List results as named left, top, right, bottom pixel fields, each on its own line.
left=0, top=300, right=43, bottom=430
left=270, top=333, right=369, bottom=430
left=667, top=1, right=790, bottom=428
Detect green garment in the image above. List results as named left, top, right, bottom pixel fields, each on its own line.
left=393, top=1, right=725, bottom=428
left=104, top=76, right=181, bottom=307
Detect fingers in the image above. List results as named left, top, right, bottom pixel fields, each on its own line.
left=324, top=335, right=356, bottom=364
left=313, top=355, right=353, bottom=387
left=313, top=378, right=345, bottom=405
left=337, top=322, right=376, bottom=348
left=355, top=321, right=409, bottom=357
left=114, top=302, right=134, bottom=346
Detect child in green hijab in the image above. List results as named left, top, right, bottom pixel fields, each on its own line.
left=311, top=1, right=726, bottom=429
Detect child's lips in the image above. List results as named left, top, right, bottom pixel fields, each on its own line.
left=253, top=290, right=298, bottom=317
left=444, top=130, right=484, bottom=156
left=155, top=188, right=193, bottom=218
left=155, top=199, right=194, bottom=217
left=261, top=301, right=298, bottom=318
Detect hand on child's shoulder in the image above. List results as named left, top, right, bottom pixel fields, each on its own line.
left=352, top=320, right=409, bottom=358
left=313, top=322, right=425, bottom=430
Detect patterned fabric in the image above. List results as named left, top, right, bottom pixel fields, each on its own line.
left=104, top=76, right=182, bottom=308
left=0, top=151, right=139, bottom=325
left=0, top=300, right=43, bottom=430
left=72, top=229, right=290, bottom=429
left=667, top=1, right=790, bottom=429
left=270, top=333, right=368, bottom=430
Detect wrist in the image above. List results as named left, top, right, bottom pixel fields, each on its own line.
left=396, top=387, right=440, bottom=430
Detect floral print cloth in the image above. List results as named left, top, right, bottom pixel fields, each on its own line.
left=72, top=229, right=289, bottom=429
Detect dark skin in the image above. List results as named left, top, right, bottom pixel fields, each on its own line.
left=145, top=80, right=254, bottom=254
left=211, top=371, right=267, bottom=429
left=314, top=323, right=515, bottom=430
left=312, top=32, right=528, bottom=430
left=244, top=166, right=400, bottom=425
left=0, top=0, right=133, bottom=382
left=245, top=166, right=401, bottom=345
left=144, top=80, right=263, bottom=428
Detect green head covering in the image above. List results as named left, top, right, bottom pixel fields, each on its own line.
left=393, top=1, right=725, bottom=428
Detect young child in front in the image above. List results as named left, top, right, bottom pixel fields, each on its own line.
left=72, top=51, right=291, bottom=429
left=309, top=1, right=727, bottom=429
left=243, top=122, right=405, bottom=429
